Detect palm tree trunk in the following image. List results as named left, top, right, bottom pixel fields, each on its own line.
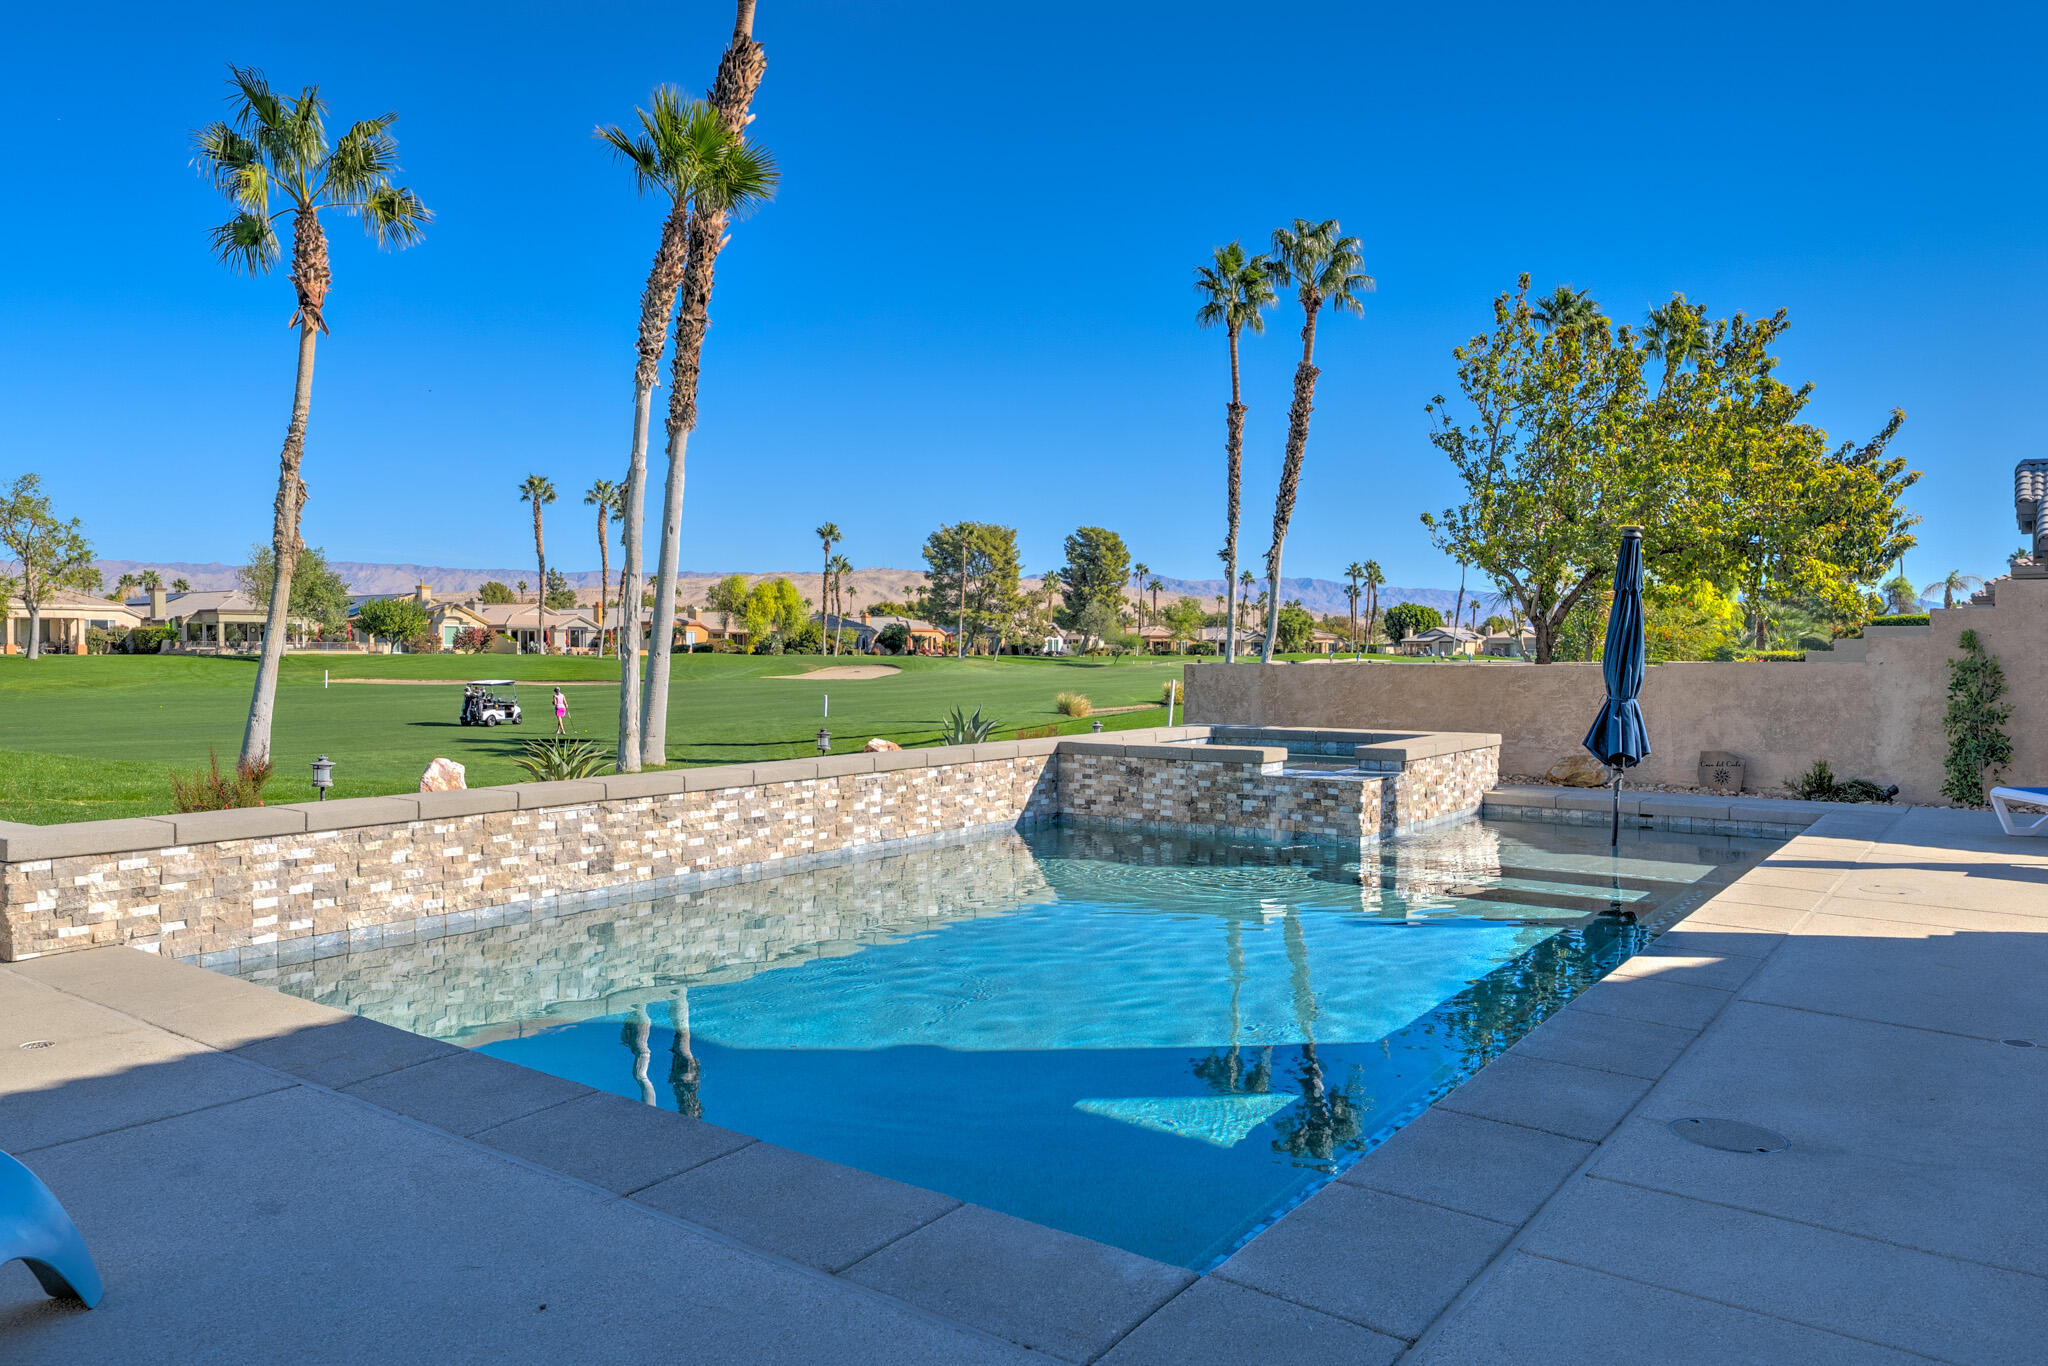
left=642, top=0, right=766, bottom=765
left=596, top=508, right=611, bottom=659
left=1223, top=327, right=1244, bottom=664
left=821, top=544, right=831, bottom=657
left=241, top=313, right=318, bottom=766
left=533, top=505, right=548, bottom=654
left=1263, top=307, right=1322, bottom=662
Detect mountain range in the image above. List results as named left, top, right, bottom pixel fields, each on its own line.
left=89, top=560, right=1486, bottom=619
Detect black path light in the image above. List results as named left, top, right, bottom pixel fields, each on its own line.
left=310, top=755, right=335, bottom=800
left=816, top=728, right=831, bottom=755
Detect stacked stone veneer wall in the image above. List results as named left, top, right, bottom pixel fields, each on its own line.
left=0, top=724, right=1503, bottom=964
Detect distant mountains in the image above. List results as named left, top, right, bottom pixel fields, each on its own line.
left=90, top=560, right=1481, bottom=617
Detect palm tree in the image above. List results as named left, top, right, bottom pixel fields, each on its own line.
left=1260, top=219, right=1372, bottom=662
left=826, top=553, right=854, bottom=646
left=1148, top=577, right=1162, bottom=621
left=1238, top=570, right=1256, bottom=630
left=1935, top=570, right=1983, bottom=609
left=1039, top=569, right=1061, bottom=627
left=171, top=577, right=191, bottom=594
left=139, top=569, right=162, bottom=593
left=1343, top=562, right=1364, bottom=655
left=815, top=522, right=842, bottom=655
left=114, top=572, right=138, bottom=602
left=1130, top=562, right=1150, bottom=627
left=1643, top=294, right=1708, bottom=383
left=195, top=65, right=428, bottom=766
left=1532, top=284, right=1599, bottom=335
left=639, top=6, right=778, bottom=767
left=519, top=476, right=556, bottom=653
left=586, top=479, right=620, bottom=657
left=1195, top=242, right=1277, bottom=665
left=1363, top=559, right=1384, bottom=651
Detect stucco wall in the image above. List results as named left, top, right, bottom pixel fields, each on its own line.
left=1187, top=577, right=2048, bottom=806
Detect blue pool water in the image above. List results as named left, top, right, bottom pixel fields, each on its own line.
left=246, top=818, right=1776, bottom=1268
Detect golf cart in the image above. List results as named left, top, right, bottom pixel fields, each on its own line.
left=459, top=680, right=523, bottom=727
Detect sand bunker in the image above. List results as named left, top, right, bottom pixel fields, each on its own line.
left=764, top=665, right=903, bottom=680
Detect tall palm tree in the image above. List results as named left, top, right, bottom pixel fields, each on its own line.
left=1343, top=562, right=1364, bottom=655
left=828, top=553, right=854, bottom=647
left=815, top=522, right=841, bottom=655
left=586, top=479, right=620, bottom=657
left=1130, top=562, right=1150, bottom=627
left=601, top=83, right=772, bottom=767
left=1532, top=284, right=1599, bottom=335
left=519, top=476, right=556, bottom=653
left=1195, top=242, right=1276, bottom=665
left=1040, top=569, right=1061, bottom=627
left=641, top=3, right=777, bottom=767
left=171, top=577, right=191, bottom=594
left=114, top=572, right=138, bottom=602
left=139, top=570, right=163, bottom=592
left=1363, top=559, right=1384, bottom=652
left=195, top=65, right=428, bottom=766
left=1260, top=219, right=1372, bottom=662
left=1148, top=577, right=1162, bottom=620
left=1935, top=569, right=1983, bottom=609
left=1238, top=569, right=1255, bottom=630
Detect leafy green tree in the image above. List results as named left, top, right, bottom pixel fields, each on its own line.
left=543, top=568, right=578, bottom=611
left=1260, top=219, right=1373, bottom=661
left=742, top=576, right=806, bottom=647
left=1642, top=579, right=1743, bottom=662
left=1058, top=526, right=1131, bottom=631
left=478, top=580, right=516, bottom=604
left=634, top=19, right=781, bottom=767
left=921, top=522, right=1023, bottom=655
left=194, top=65, right=428, bottom=765
left=238, top=542, right=351, bottom=636
left=355, top=595, right=428, bottom=645
left=1382, top=602, right=1441, bottom=644
left=1275, top=601, right=1316, bottom=653
left=0, top=474, right=97, bottom=659
left=1161, top=595, right=1207, bottom=651
left=1942, top=629, right=2013, bottom=807
left=1074, top=598, right=1127, bottom=653
left=585, top=479, right=619, bottom=656
left=518, top=475, right=557, bottom=651
left=1195, top=241, right=1275, bottom=663
left=706, top=572, right=749, bottom=630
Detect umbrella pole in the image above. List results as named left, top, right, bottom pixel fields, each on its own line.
left=1612, top=771, right=1622, bottom=847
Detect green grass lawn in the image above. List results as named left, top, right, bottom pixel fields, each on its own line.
left=0, top=652, right=1189, bottom=823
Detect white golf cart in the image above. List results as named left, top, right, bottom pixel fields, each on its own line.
left=459, top=679, right=523, bottom=727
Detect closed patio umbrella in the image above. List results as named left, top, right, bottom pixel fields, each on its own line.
left=1582, top=526, right=1651, bottom=845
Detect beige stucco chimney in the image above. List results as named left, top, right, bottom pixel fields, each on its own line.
left=149, top=587, right=167, bottom=619
left=415, top=581, right=433, bottom=606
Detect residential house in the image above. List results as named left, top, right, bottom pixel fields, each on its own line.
left=1482, top=629, right=1537, bottom=658
left=4, top=588, right=143, bottom=654
left=1400, top=625, right=1483, bottom=657
left=139, top=588, right=316, bottom=652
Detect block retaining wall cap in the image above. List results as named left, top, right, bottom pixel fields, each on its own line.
left=594, top=769, right=694, bottom=801
left=813, top=753, right=880, bottom=778
left=412, top=788, right=519, bottom=819
left=164, top=807, right=311, bottom=843
left=296, top=795, right=427, bottom=833
left=512, top=779, right=609, bottom=810
left=680, top=766, right=759, bottom=792
left=750, top=759, right=821, bottom=785
left=0, top=817, right=179, bottom=862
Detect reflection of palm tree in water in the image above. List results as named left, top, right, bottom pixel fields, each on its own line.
left=1269, top=908, right=1366, bottom=1168
left=668, top=990, right=703, bottom=1119
left=1192, top=917, right=1272, bottom=1095
left=620, top=1004, right=657, bottom=1105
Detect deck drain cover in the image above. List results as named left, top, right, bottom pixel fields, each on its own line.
left=18, top=1040, right=55, bottom=1050
left=2002, top=1039, right=2036, bottom=1049
left=1669, top=1117, right=1788, bottom=1153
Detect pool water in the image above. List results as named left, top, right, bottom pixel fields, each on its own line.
left=242, top=818, right=1776, bottom=1269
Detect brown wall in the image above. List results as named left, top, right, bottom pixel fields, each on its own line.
left=1188, top=577, right=2048, bottom=806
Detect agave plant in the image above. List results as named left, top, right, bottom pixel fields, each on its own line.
left=515, top=737, right=612, bottom=781
left=936, top=706, right=1000, bottom=745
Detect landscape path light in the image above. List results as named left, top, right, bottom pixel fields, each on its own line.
left=816, top=729, right=831, bottom=755
left=310, top=755, right=334, bottom=800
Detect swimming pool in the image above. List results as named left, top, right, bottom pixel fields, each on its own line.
left=238, top=817, right=1776, bottom=1269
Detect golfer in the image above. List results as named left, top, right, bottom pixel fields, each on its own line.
left=552, top=687, right=568, bottom=735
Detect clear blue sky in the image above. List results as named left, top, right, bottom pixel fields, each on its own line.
left=2, top=1, right=2039, bottom=590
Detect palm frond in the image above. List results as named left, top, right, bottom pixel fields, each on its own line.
left=206, top=212, right=280, bottom=274
left=596, top=124, right=662, bottom=192
left=355, top=184, right=430, bottom=248
left=192, top=122, right=271, bottom=212
left=700, top=133, right=779, bottom=218
left=325, top=114, right=401, bottom=201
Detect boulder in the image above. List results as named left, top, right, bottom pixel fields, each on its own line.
left=1545, top=753, right=1611, bottom=788
left=420, top=757, right=467, bottom=792
left=864, top=737, right=902, bottom=752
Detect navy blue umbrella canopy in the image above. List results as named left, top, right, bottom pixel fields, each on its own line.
left=1583, top=527, right=1651, bottom=843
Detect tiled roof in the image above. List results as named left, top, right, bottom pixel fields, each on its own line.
left=2018, top=459, right=2048, bottom=534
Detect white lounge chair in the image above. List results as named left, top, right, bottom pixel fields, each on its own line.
left=1989, top=786, right=2048, bottom=836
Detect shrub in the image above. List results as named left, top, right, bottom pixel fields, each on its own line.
left=1783, top=759, right=1894, bottom=803
left=937, top=706, right=1000, bottom=745
left=514, top=737, right=611, bottom=781
left=1942, top=628, right=2012, bottom=807
left=124, top=624, right=176, bottom=654
left=1015, top=722, right=1060, bottom=739
left=1732, top=649, right=1806, bottom=662
left=1055, top=691, right=1092, bottom=717
left=1185, top=640, right=1217, bottom=655
left=169, top=748, right=272, bottom=812
left=1868, top=613, right=1930, bottom=627
left=876, top=623, right=911, bottom=654
left=1161, top=679, right=1186, bottom=706
left=453, top=627, right=496, bottom=653
left=782, top=621, right=824, bottom=654
left=406, top=632, right=442, bottom=655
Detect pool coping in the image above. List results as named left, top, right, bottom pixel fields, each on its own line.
left=13, top=791, right=1977, bottom=1363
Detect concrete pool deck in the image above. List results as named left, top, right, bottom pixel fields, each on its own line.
left=3, top=799, right=2045, bottom=1363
